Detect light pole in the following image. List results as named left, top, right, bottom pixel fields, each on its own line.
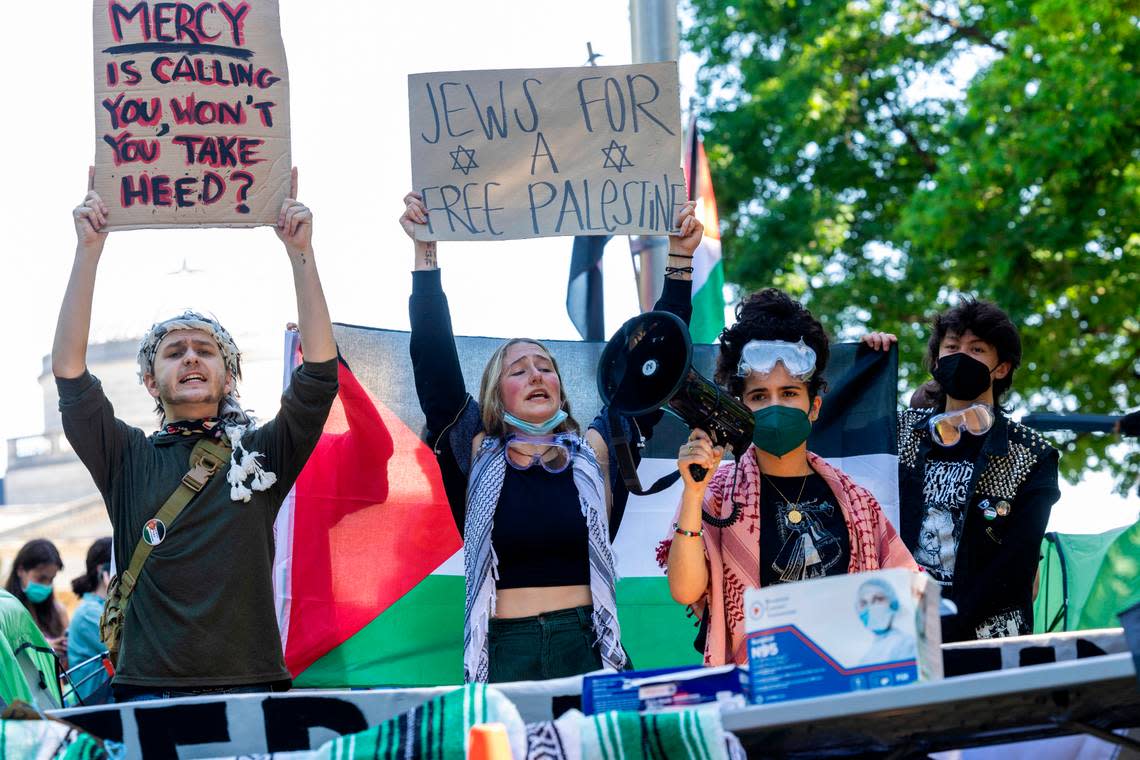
left=629, top=0, right=680, bottom=312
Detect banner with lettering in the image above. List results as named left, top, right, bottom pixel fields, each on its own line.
left=92, top=1, right=291, bottom=229
left=408, top=63, right=685, bottom=241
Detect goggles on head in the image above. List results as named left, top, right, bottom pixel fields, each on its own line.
left=928, top=403, right=994, bottom=447
left=505, top=433, right=579, bottom=474
left=736, top=339, right=817, bottom=381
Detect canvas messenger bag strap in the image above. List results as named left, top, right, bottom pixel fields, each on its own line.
left=117, top=437, right=231, bottom=602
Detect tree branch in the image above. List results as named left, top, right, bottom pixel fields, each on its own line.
left=887, top=108, right=939, bottom=175
left=916, top=2, right=1009, bottom=53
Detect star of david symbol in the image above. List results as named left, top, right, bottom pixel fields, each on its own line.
left=449, top=144, right=478, bottom=175
left=600, top=139, right=634, bottom=172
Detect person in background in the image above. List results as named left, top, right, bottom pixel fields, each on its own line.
left=863, top=298, right=1060, bottom=641
left=66, top=537, right=112, bottom=704
left=4, top=539, right=69, bottom=658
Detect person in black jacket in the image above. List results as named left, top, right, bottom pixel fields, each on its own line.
left=399, top=191, right=703, bottom=683
left=863, top=299, right=1060, bottom=641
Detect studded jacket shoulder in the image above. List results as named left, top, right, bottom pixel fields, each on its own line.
left=896, top=404, right=1061, bottom=641
left=898, top=406, right=1057, bottom=493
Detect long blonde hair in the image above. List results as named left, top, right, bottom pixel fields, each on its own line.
left=479, top=338, right=580, bottom=438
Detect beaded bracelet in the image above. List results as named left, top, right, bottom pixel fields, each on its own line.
left=673, top=522, right=703, bottom=538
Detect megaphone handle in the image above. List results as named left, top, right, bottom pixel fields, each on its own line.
left=689, top=463, right=708, bottom=482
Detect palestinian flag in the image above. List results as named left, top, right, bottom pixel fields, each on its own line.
left=274, top=325, right=900, bottom=687
left=685, top=117, right=726, bottom=344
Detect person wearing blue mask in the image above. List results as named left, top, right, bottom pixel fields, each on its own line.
left=855, top=578, right=915, bottom=665
left=399, top=191, right=703, bottom=683
left=5, top=539, right=69, bottom=659
left=862, top=299, right=1060, bottom=641
left=664, top=289, right=915, bottom=666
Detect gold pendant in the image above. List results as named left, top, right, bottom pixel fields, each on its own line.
left=787, top=509, right=803, bottom=525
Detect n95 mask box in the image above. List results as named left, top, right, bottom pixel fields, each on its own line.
left=744, top=568, right=942, bottom=705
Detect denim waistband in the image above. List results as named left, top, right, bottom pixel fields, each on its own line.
left=489, top=604, right=593, bottom=632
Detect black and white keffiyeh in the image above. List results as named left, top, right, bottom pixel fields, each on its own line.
left=137, top=310, right=275, bottom=502
left=463, top=435, right=626, bottom=682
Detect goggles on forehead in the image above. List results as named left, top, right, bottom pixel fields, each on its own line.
left=505, top=433, right=579, bottom=474
left=736, top=339, right=817, bottom=381
left=929, top=403, right=994, bottom=447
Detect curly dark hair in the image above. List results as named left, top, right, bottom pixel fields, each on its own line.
left=715, top=288, right=831, bottom=399
left=924, top=298, right=1021, bottom=403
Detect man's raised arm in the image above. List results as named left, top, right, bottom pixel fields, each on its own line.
left=53, top=167, right=109, bottom=379
left=275, top=167, right=335, bottom=363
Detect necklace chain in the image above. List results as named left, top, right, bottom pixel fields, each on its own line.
left=763, top=472, right=809, bottom=508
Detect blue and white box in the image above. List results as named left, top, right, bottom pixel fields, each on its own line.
left=582, top=664, right=747, bottom=714
left=744, top=568, right=942, bottom=705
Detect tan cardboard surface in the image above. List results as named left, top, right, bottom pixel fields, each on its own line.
left=92, top=0, right=291, bottom=230
left=409, top=62, right=685, bottom=241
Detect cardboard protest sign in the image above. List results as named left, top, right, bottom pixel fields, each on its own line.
left=408, top=63, right=686, bottom=241
left=92, top=1, right=291, bottom=230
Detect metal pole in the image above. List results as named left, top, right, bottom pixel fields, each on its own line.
left=629, top=0, right=679, bottom=312
left=630, top=0, right=679, bottom=63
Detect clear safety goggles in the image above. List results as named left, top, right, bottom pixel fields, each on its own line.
left=736, top=339, right=817, bottom=381
left=505, top=433, right=579, bottom=474
left=929, top=404, right=995, bottom=447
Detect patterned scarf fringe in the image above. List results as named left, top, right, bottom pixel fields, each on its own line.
left=224, top=424, right=277, bottom=503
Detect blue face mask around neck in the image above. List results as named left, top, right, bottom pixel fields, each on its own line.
left=504, top=409, right=568, bottom=435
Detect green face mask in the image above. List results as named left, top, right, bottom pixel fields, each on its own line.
left=24, top=582, right=53, bottom=605
left=751, top=406, right=813, bottom=457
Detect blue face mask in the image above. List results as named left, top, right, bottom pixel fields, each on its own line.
left=859, top=602, right=894, bottom=634
left=504, top=409, right=568, bottom=436
left=24, top=582, right=53, bottom=605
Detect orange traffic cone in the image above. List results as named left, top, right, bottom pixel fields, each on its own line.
left=468, top=722, right=513, bottom=760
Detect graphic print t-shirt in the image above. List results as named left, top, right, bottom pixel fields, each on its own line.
left=914, top=432, right=983, bottom=587
left=759, top=473, right=850, bottom=586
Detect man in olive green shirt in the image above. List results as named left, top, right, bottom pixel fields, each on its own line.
left=53, top=168, right=337, bottom=700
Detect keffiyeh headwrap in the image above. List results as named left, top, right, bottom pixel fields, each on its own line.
left=137, top=310, right=276, bottom=502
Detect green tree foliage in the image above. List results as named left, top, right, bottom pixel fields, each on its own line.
left=687, top=0, right=1140, bottom=491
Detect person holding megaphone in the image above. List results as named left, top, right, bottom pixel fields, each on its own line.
left=399, top=191, right=703, bottom=684
left=662, top=289, right=916, bottom=666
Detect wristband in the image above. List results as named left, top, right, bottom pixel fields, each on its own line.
left=673, top=522, right=703, bottom=538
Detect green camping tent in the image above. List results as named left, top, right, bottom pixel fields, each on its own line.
left=0, top=590, right=62, bottom=710
left=1035, top=524, right=1135, bottom=633
left=1078, top=519, right=1140, bottom=629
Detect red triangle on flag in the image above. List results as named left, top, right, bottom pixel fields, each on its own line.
left=283, top=360, right=461, bottom=675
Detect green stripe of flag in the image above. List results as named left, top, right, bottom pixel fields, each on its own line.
left=294, top=575, right=701, bottom=688
left=690, top=259, right=725, bottom=344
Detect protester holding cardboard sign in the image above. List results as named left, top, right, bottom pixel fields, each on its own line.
left=52, top=166, right=336, bottom=700
left=662, top=290, right=916, bottom=666
left=400, top=191, right=702, bottom=682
